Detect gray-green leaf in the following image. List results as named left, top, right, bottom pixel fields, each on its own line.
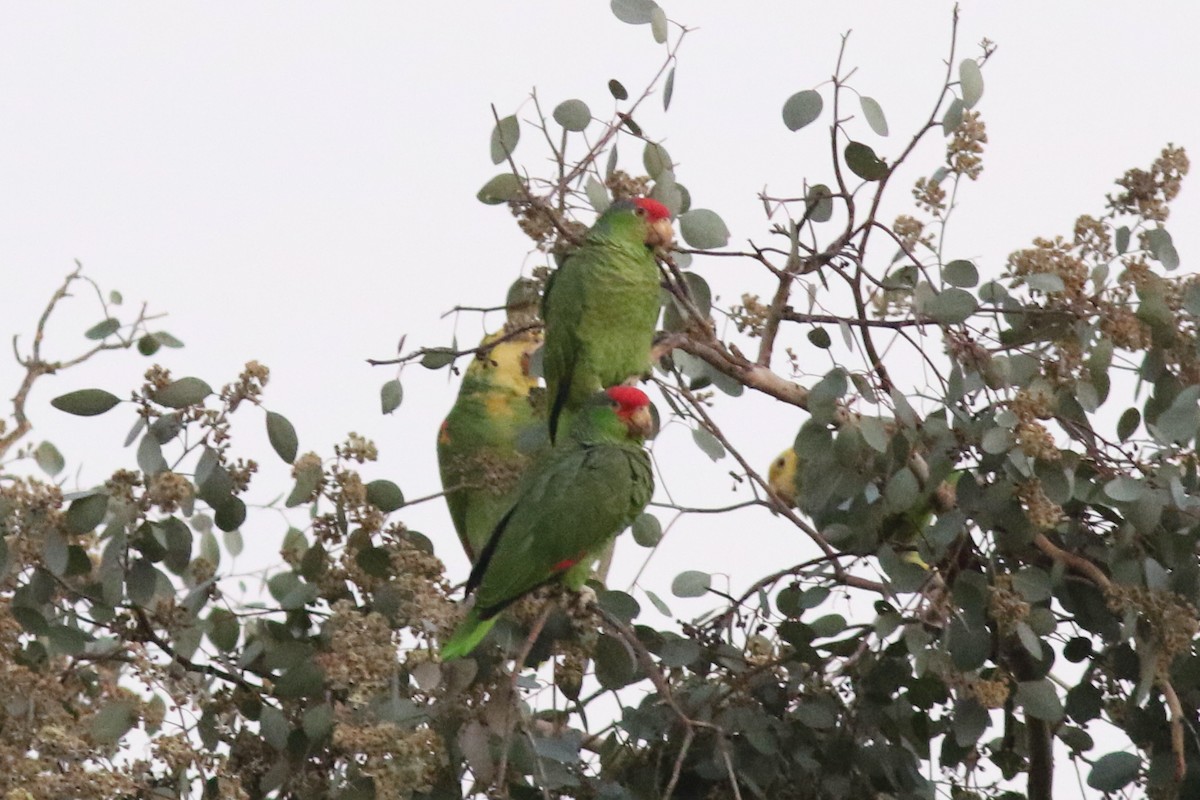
left=380, top=379, right=403, bottom=415
left=650, top=6, right=667, bottom=42
left=35, top=441, right=64, bottom=476
left=67, top=492, right=108, bottom=534
left=585, top=176, right=610, bottom=213
left=859, top=95, right=888, bottom=136
left=1016, top=678, right=1062, bottom=722
left=553, top=99, right=591, bottom=132
left=152, top=377, right=212, bottom=409
left=366, top=479, right=404, bottom=513
left=266, top=411, right=299, bottom=463
left=476, top=173, right=525, bottom=205
left=632, top=513, right=662, bottom=547
left=691, top=426, right=725, bottom=461
left=942, top=98, right=964, bottom=135
left=942, top=259, right=979, bottom=288
left=610, top=0, right=658, bottom=24
left=643, top=142, right=671, bottom=179
left=679, top=208, right=730, bottom=249
left=85, top=318, right=121, bottom=340
left=91, top=700, right=137, bottom=744
left=782, top=90, right=823, bottom=131
left=671, top=570, right=711, bottom=598
left=960, top=59, right=984, bottom=108
left=1087, top=751, right=1141, bottom=792
left=844, top=141, right=888, bottom=181
left=489, top=114, right=520, bottom=164
left=51, top=389, right=121, bottom=417
left=924, top=288, right=977, bottom=324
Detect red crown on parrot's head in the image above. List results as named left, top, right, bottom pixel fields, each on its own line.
left=606, top=385, right=651, bottom=411
left=632, top=197, right=671, bottom=221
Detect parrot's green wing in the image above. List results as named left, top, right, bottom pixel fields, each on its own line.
left=469, top=443, right=652, bottom=616
left=441, top=387, right=655, bottom=661
left=540, top=262, right=589, bottom=443
left=541, top=201, right=666, bottom=442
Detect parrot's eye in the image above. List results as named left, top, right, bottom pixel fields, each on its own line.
left=634, top=206, right=646, bottom=217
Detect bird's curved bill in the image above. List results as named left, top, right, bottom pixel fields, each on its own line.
left=647, top=218, right=675, bottom=249
left=627, top=405, right=656, bottom=439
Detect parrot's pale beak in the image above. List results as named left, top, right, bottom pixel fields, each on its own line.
left=646, top=218, right=675, bottom=249
left=625, top=405, right=656, bottom=440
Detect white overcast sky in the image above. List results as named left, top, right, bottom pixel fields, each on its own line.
left=2, top=0, right=1199, bottom=646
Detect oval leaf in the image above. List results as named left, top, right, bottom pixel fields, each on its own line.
left=476, top=173, right=525, bottom=205
left=1087, top=751, right=1141, bottom=792
left=489, top=114, right=519, bottom=165
left=35, top=441, right=64, bottom=476
left=924, top=287, right=977, bottom=324
left=663, top=66, right=675, bottom=111
left=91, top=701, right=137, bottom=744
left=585, top=176, right=610, bottom=213
left=691, top=426, right=725, bottom=461
left=152, top=377, right=212, bottom=409
left=808, top=328, right=831, bottom=349
left=782, top=89, right=823, bottom=131
left=266, top=411, right=299, bottom=463
left=421, top=348, right=457, bottom=370
left=608, top=79, right=628, bottom=100
left=84, top=318, right=121, bottom=340
left=52, top=388, right=121, bottom=417
left=942, top=98, right=965, bottom=135
left=679, top=209, right=730, bottom=249
left=366, top=479, right=404, bottom=512
left=642, top=142, right=671, bottom=179
left=804, top=184, right=834, bottom=223
left=632, top=513, right=662, bottom=547
left=859, top=95, right=889, bottom=136
left=671, top=569, right=711, bottom=598
left=1117, top=407, right=1140, bottom=442
left=650, top=6, right=667, bottom=42
left=380, top=379, right=403, bottom=415
left=610, top=0, right=658, bottom=24
left=959, top=59, right=984, bottom=108
left=844, top=141, right=888, bottom=181
left=553, top=99, right=591, bottom=132
left=67, top=492, right=108, bottom=534
left=942, top=260, right=979, bottom=288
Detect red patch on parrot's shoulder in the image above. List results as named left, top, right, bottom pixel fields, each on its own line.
left=605, top=385, right=650, bottom=411
left=633, top=197, right=671, bottom=221
left=551, top=558, right=578, bottom=572
left=438, top=419, right=451, bottom=445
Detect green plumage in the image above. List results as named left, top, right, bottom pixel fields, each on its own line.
left=437, top=326, right=543, bottom=562
left=441, top=392, right=654, bottom=660
left=542, top=201, right=663, bottom=442
left=768, top=432, right=962, bottom=569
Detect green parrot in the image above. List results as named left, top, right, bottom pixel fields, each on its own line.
left=542, top=197, right=674, bottom=443
left=767, top=443, right=960, bottom=569
left=437, top=307, right=543, bottom=562
left=441, top=385, right=655, bottom=660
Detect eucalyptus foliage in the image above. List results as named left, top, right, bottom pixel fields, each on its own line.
left=1, top=6, right=1198, bottom=800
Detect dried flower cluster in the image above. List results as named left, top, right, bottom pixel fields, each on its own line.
left=947, top=109, right=987, bottom=179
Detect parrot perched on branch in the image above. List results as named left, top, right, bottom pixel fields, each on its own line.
left=767, top=442, right=960, bottom=570
left=542, top=197, right=674, bottom=443
left=441, top=385, right=655, bottom=660
left=437, top=292, right=543, bottom=562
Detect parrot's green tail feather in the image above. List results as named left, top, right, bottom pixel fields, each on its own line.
left=440, top=608, right=497, bottom=660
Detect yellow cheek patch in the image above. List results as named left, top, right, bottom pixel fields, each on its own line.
left=484, top=394, right=517, bottom=421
